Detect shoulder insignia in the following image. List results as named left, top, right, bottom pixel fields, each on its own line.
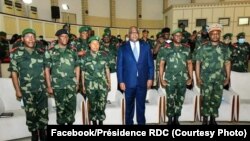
left=10, top=47, right=19, bottom=53
left=70, top=45, right=77, bottom=51
left=48, top=46, right=54, bottom=50
left=37, top=48, right=45, bottom=53
left=101, top=51, right=108, bottom=57
left=232, top=43, right=238, bottom=48
left=182, top=43, right=190, bottom=47
left=201, top=41, right=209, bottom=45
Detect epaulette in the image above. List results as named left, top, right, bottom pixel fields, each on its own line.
left=10, top=47, right=19, bottom=53
left=37, top=48, right=45, bottom=53
left=164, top=42, right=171, bottom=48
left=101, top=51, right=108, bottom=57
left=48, top=40, right=57, bottom=50
left=70, top=46, right=77, bottom=51
left=13, top=39, right=21, bottom=44
left=232, top=43, right=238, bottom=48
left=182, top=43, right=190, bottom=47
left=48, top=46, right=54, bottom=50
left=201, top=41, right=209, bottom=45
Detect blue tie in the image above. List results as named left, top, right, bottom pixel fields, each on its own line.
left=133, top=42, right=139, bottom=62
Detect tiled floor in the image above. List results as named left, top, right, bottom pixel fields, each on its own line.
left=10, top=121, right=250, bottom=141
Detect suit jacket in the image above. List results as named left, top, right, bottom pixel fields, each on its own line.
left=117, top=41, right=154, bottom=88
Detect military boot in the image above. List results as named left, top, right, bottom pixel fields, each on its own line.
left=99, top=121, right=103, bottom=125
left=209, top=116, right=217, bottom=125
left=39, top=130, right=47, bottom=141
left=31, top=130, right=38, bottom=141
left=202, top=116, right=208, bottom=125
left=92, top=120, right=97, bottom=125
left=167, top=116, right=173, bottom=125
left=174, top=116, right=180, bottom=125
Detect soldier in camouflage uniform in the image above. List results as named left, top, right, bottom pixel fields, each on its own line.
left=178, top=23, right=191, bottom=44
left=159, top=28, right=193, bottom=125
left=45, top=29, right=80, bottom=125
left=153, top=28, right=171, bottom=89
left=223, top=33, right=233, bottom=90
left=81, top=36, right=110, bottom=125
left=195, top=24, right=231, bottom=125
left=8, top=28, right=48, bottom=141
left=75, top=26, right=90, bottom=58
left=73, top=26, right=91, bottom=95
left=100, top=32, right=117, bottom=73
left=231, top=32, right=250, bottom=72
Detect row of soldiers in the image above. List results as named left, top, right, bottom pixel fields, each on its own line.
left=7, top=25, right=118, bottom=141
left=152, top=23, right=249, bottom=125
left=4, top=22, right=250, bottom=140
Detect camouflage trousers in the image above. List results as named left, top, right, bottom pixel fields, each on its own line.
left=86, top=86, right=108, bottom=121
left=22, top=90, right=48, bottom=132
left=165, top=81, right=186, bottom=117
left=54, top=89, right=76, bottom=125
left=200, top=81, right=223, bottom=117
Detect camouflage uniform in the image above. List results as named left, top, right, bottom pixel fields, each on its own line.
left=8, top=44, right=48, bottom=132
left=161, top=42, right=191, bottom=117
left=44, top=43, right=80, bottom=125
left=231, top=42, right=250, bottom=72
left=195, top=41, right=231, bottom=117
left=81, top=51, right=109, bottom=122
left=181, top=30, right=191, bottom=44
left=100, top=43, right=117, bottom=73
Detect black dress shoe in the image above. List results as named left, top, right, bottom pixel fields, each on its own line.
left=202, top=116, right=208, bottom=125
left=209, top=116, right=217, bottom=125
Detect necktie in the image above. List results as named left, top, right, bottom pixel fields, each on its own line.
left=133, top=42, right=139, bottom=62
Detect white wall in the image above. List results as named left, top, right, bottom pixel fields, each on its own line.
left=195, top=0, right=220, bottom=3
left=142, top=0, right=163, bottom=20
left=30, top=0, right=51, bottom=21
left=116, top=0, right=136, bottom=19
left=89, top=0, right=110, bottom=17
left=168, top=0, right=191, bottom=6
left=58, top=0, right=82, bottom=24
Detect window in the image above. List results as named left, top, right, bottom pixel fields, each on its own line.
left=196, top=19, right=206, bottom=27
left=238, top=17, right=249, bottom=26
left=218, top=18, right=230, bottom=26
left=178, top=19, right=188, bottom=27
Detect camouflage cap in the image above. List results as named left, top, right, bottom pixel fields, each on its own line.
left=237, top=32, right=245, bottom=38
left=207, top=23, right=222, bottom=33
left=0, top=31, right=7, bottom=36
left=87, top=25, right=92, bottom=31
left=172, top=28, right=183, bottom=35
left=223, top=33, right=233, bottom=39
left=104, top=27, right=111, bottom=34
left=156, top=32, right=163, bottom=38
left=88, top=36, right=100, bottom=43
left=79, top=26, right=89, bottom=33
left=22, top=28, right=36, bottom=37
left=102, top=32, right=110, bottom=37
left=55, top=29, right=68, bottom=36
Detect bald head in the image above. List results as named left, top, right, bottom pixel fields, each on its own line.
left=129, top=26, right=139, bottom=42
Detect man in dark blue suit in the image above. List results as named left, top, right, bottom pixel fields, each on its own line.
left=117, top=26, right=154, bottom=125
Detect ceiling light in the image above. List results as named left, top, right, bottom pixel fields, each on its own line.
left=62, top=4, right=69, bottom=10
left=22, top=0, right=32, bottom=4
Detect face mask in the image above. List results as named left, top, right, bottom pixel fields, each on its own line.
left=125, top=37, right=129, bottom=41
left=238, top=38, right=245, bottom=44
